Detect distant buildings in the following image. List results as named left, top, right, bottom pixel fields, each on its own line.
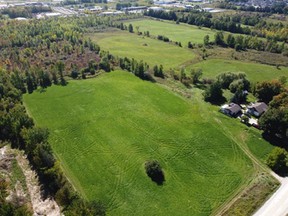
left=234, top=0, right=288, bottom=8
left=153, top=0, right=177, bottom=5
left=0, top=4, right=8, bottom=9
left=187, top=0, right=203, bottom=2
left=14, top=17, right=28, bottom=21
left=149, top=6, right=164, bottom=11
left=121, top=6, right=148, bottom=13
left=36, top=12, right=61, bottom=19
left=100, top=11, right=124, bottom=16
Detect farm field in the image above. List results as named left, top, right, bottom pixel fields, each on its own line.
left=89, top=30, right=195, bottom=69
left=188, top=59, right=288, bottom=82
left=126, top=19, right=216, bottom=45
left=23, top=71, right=264, bottom=216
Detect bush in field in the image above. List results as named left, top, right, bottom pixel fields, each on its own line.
left=145, top=160, right=165, bottom=185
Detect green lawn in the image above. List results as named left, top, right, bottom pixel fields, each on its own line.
left=23, top=71, right=263, bottom=215
left=89, top=30, right=195, bottom=69
left=126, top=19, right=216, bottom=45
left=188, top=59, right=288, bottom=82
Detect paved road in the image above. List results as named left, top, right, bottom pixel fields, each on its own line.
left=254, top=173, right=288, bottom=216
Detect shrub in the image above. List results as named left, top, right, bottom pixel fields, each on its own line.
left=266, top=147, right=288, bottom=175
left=241, top=115, right=249, bottom=125
left=145, top=160, right=165, bottom=185
left=71, top=70, right=78, bottom=79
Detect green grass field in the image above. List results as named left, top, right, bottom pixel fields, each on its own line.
left=89, top=30, right=195, bottom=69
left=23, top=71, right=263, bottom=215
left=188, top=59, right=288, bottom=82
left=126, top=19, right=216, bottom=45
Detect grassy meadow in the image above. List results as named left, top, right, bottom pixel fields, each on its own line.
left=89, top=30, right=195, bottom=69
left=126, top=19, right=216, bottom=45
left=188, top=59, right=288, bottom=82
left=22, top=71, right=273, bottom=216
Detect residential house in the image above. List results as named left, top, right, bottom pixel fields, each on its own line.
left=220, top=103, right=242, bottom=117
left=247, top=102, right=268, bottom=117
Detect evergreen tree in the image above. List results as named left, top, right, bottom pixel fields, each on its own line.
left=128, top=24, right=133, bottom=33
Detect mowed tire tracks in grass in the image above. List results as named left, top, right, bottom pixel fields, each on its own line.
left=24, top=71, right=265, bottom=215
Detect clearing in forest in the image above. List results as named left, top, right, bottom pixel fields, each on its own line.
left=89, top=30, right=195, bottom=69
left=188, top=59, right=288, bottom=82
left=126, top=18, right=215, bottom=45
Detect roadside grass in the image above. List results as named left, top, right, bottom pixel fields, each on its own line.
left=187, top=59, right=288, bottom=83
left=220, top=173, right=279, bottom=216
left=24, top=71, right=258, bottom=216
left=88, top=29, right=196, bottom=69
left=125, top=18, right=216, bottom=45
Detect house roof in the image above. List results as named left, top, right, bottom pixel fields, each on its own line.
left=248, top=102, right=268, bottom=114
left=228, top=103, right=241, bottom=113
left=221, top=103, right=241, bottom=115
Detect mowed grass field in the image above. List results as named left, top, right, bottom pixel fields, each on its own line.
left=188, top=59, right=288, bottom=82
left=89, top=30, right=195, bottom=69
left=24, top=71, right=257, bottom=215
left=125, top=19, right=215, bottom=45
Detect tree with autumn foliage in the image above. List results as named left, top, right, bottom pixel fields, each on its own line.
left=259, top=92, right=288, bottom=140
left=254, top=80, right=284, bottom=103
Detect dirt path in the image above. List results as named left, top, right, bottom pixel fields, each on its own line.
left=0, top=145, right=61, bottom=216
left=253, top=172, right=288, bottom=216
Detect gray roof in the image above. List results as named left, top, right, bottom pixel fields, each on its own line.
left=248, top=102, right=268, bottom=114
left=227, top=103, right=242, bottom=114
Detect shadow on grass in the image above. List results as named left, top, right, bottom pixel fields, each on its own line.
left=262, top=133, right=288, bottom=150
left=148, top=171, right=165, bottom=186
left=272, top=167, right=288, bottom=177
left=206, top=96, right=227, bottom=106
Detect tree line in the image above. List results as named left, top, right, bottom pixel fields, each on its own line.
left=145, top=9, right=288, bottom=43
left=213, top=32, right=287, bottom=54
left=218, top=1, right=288, bottom=15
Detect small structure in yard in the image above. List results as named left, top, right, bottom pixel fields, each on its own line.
left=247, top=102, right=268, bottom=117
left=220, top=103, right=242, bottom=117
